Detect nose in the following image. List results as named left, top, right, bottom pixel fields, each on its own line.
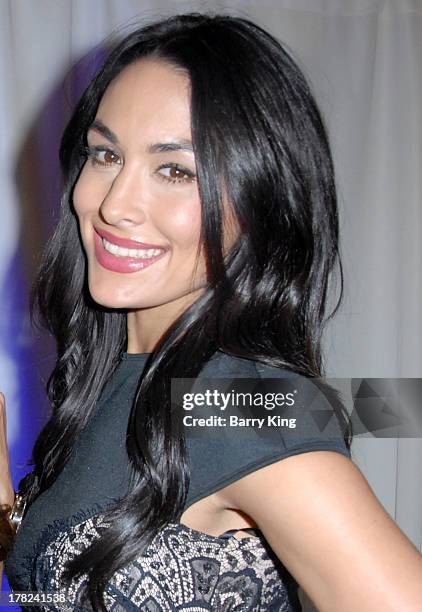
left=99, top=165, right=147, bottom=228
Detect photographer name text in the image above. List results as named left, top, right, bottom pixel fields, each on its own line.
left=183, top=414, right=297, bottom=429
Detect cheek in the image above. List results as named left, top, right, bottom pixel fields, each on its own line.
left=72, top=169, right=91, bottom=217
left=152, top=186, right=201, bottom=250
left=73, top=166, right=107, bottom=216
left=157, top=196, right=202, bottom=250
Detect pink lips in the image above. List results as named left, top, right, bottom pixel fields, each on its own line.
left=95, top=227, right=166, bottom=250
left=93, top=227, right=168, bottom=274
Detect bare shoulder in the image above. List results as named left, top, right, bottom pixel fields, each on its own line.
left=217, top=450, right=422, bottom=612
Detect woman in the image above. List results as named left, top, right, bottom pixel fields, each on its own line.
left=1, top=11, right=422, bottom=611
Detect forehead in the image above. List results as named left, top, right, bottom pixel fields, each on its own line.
left=94, top=58, right=192, bottom=140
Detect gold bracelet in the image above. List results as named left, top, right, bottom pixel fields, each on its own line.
left=0, top=492, right=25, bottom=562
left=9, top=492, right=27, bottom=535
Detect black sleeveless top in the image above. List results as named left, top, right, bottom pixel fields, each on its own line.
left=5, top=350, right=351, bottom=610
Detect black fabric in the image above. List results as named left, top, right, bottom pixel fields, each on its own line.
left=5, top=349, right=351, bottom=606
left=183, top=351, right=351, bottom=511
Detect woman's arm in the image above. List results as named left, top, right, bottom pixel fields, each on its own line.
left=0, top=393, right=15, bottom=591
left=217, top=450, right=422, bottom=612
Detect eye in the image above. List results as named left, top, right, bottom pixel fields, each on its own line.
left=83, top=145, right=122, bottom=167
left=157, top=163, right=196, bottom=184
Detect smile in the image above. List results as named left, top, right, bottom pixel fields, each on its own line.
left=93, top=230, right=168, bottom=274
left=102, top=237, right=164, bottom=259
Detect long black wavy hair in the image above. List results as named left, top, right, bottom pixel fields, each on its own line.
left=20, top=11, right=352, bottom=610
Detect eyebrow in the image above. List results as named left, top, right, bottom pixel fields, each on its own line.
left=88, top=119, right=194, bottom=153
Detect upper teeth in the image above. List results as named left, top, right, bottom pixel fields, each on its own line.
left=102, top=238, right=164, bottom=259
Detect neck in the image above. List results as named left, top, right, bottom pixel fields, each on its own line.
left=126, top=289, right=204, bottom=354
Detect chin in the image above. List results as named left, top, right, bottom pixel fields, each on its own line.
left=87, top=281, right=159, bottom=310
left=87, top=280, right=130, bottom=309
left=88, top=290, right=126, bottom=310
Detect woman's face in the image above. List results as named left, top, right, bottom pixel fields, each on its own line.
left=74, top=58, right=237, bottom=312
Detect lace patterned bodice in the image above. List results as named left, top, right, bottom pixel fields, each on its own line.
left=29, top=505, right=300, bottom=611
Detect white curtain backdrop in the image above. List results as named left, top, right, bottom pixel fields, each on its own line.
left=1, top=0, right=421, bottom=607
